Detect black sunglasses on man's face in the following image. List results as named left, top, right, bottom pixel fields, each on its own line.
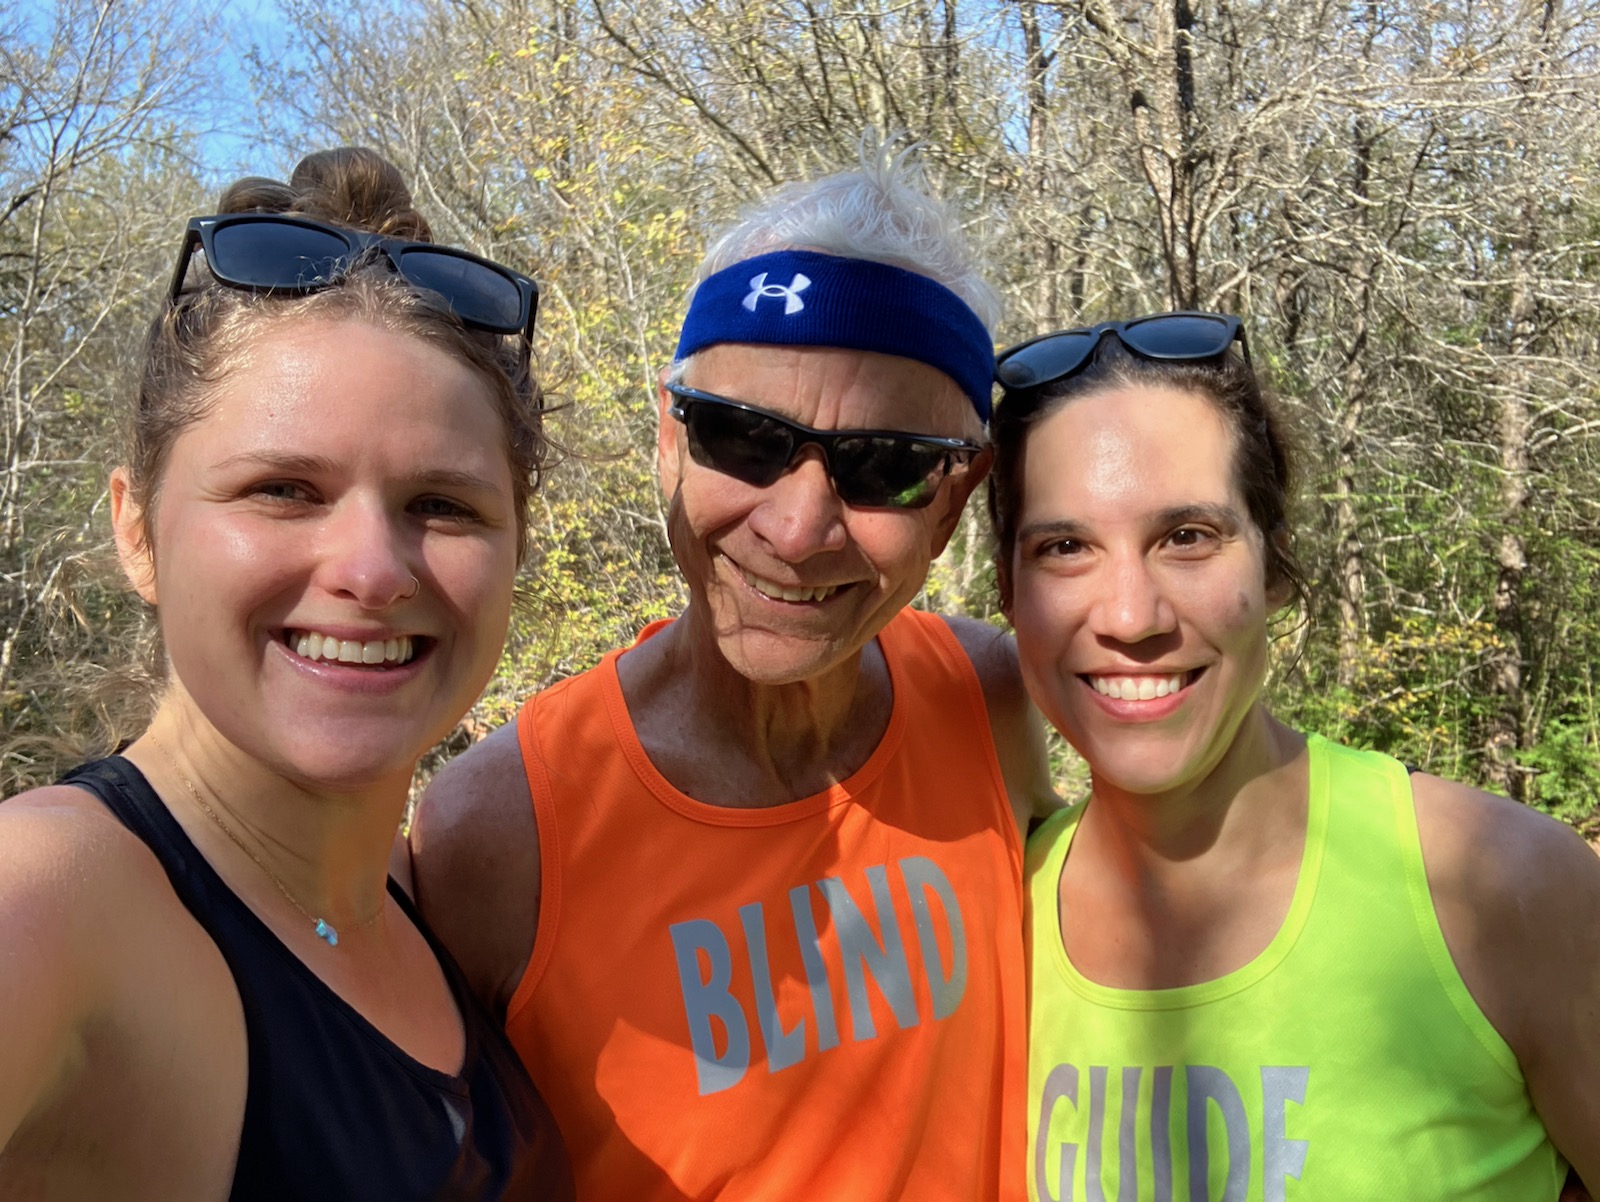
left=169, top=213, right=539, bottom=366
left=666, top=384, right=982, bottom=510
left=995, top=311, right=1248, bottom=392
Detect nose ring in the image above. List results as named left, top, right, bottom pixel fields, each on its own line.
left=401, top=573, right=420, bottom=600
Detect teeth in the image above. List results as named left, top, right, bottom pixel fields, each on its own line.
left=739, top=566, right=841, bottom=604
left=290, top=631, right=414, bottom=666
left=1091, top=673, right=1186, bottom=701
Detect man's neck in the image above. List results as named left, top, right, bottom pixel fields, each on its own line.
left=616, top=610, right=896, bottom=807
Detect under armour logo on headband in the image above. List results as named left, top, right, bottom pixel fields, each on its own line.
left=678, top=249, right=996, bottom=420
left=743, top=271, right=811, bottom=315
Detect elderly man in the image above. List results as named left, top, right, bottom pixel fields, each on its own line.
left=412, top=148, right=1051, bottom=1200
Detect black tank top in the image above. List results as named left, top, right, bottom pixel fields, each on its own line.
left=61, top=756, right=573, bottom=1202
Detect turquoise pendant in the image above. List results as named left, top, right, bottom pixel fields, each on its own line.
left=314, top=918, right=339, bottom=947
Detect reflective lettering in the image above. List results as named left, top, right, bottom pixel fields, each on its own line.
left=1085, top=1065, right=1140, bottom=1202
left=738, top=901, right=805, bottom=1072
left=787, top=883, right=839, bottom=1052
left=1038, top=1062, right=1309, bottom=1201
left=1185, top=1066, right=1250, bottom=1201
left=819, top=866, right=918, bottom=1040
left=669, top=919, right=750, bottom=1096
left=900, top=855, right=968, bottom=1020
left=1035, top=1063, right=1080, bottom=1202
left=1150, top=1066, right=1174, bottom=1202
left=1261, top=1066, right=1310, bottom=1201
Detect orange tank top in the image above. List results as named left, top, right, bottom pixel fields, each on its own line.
left=506, top=607, right=1028, bottom=1200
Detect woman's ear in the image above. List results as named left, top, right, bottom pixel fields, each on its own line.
left=110, top=468, right=157, bottom=605
left=995, top=549, right=1015, bottom=622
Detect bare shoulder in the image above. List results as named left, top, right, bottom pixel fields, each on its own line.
left=1412, top=772, right=1600, bottom=960
left=1413, top=773, right=1600, bottom=1179
left=939, top=614, right=1060, bottom=836
left=943, top=613, right=1018, bottom=684
left=0, top=788, right=180, bottom=1140
left=2, top=783, right=176, bottom=945
left=1, top=783, right=208, bottom=992
left=1, top=785, right=246, bottom=1191
left=409, top=720, right=540, bottom=1019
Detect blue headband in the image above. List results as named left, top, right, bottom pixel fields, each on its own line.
left=674, top=249, right=996, bottom=422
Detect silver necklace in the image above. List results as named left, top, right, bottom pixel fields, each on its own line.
left=150, top=738, right=383, bottom=947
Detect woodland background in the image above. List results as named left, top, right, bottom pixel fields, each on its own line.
left=5, top=0, right=1600, bottom=829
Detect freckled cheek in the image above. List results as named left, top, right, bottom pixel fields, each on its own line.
left=1176, top=576, right=1258, bottom=627
left=1018, top=564, right=1089, bottom=614
left=1225, top=585, right=1275, bottom=637
left=156, top=518, right=281, bottom=607
left=427, top=519, right=515, bottom=588
left=1009, top=583, right=1083, bottom=659
left=478, top=549, right=520, bottom=616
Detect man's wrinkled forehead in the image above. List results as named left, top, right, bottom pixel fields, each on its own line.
left=674, top=249, right=996, bottom=424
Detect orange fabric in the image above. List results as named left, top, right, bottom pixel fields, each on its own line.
left=506, top=607, right=1028, bottom=1201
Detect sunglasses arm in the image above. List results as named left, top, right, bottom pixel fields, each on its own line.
left=166, top=231, right=200, bottom=304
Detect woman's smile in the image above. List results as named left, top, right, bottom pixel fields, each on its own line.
left=282, top=630, right=422, bottom=668
left=1082, top=668, right=1201, bottom=702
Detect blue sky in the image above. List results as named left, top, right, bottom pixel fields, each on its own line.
left=199, top=0, right=307, bottom=173
left=9, top=0, right=308, bottom=176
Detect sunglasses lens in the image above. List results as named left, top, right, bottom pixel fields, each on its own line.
left=676, top=391, right=963, bottom=509
left=209, top=221, right=351, bottom=289
left=399, top=250, right=525, bottom=332
left=684, top=401, right=794, bottom=488
left=996, top=331, right=1098, bottom=391
left=830, top=438, right=949, bottom=509
left=1119, top=313, right=1235, bottom=358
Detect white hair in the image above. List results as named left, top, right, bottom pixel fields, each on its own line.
left=695, top=135, right=1001, bottom=329
left=668, top=135, right=1001, bottom=395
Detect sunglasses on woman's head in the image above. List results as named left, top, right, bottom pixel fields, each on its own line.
left=994, top=311, right=1248, bottom=392
left=169, top=213, right=539, bottom=364
left=665, top=385, right=983, bottom=510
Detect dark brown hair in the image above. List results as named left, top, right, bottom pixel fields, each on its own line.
left=128, top=146, right=545, bottom=560
left=988, top=334, right=1308, bottom=615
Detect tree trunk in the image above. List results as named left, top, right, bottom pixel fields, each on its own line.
left=1484, top=262, right=1534, bottom=800
left=1333, top=113, right=1376, bottom=689
left=1018, top=0, right=1060, bottom=328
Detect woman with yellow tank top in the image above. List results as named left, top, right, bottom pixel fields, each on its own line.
left=987, top=314, right=1598, bottom=1201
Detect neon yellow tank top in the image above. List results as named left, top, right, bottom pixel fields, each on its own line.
left=1026, top=735, right=1565, bottom=1201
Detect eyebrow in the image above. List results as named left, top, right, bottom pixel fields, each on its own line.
left=213, top=451, right=337, bottom=475
left=408, top=468, right=508, bottom=495
left=1154, top=503, right=1243, bottom=530
left=1017, top=503, right=1243, bottom=543
left=212, top=453, right=506, bottom=495
left=1016, top=517, right=1090, bottom=543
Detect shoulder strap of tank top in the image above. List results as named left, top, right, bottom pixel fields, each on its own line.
left=63, top=756, right=418, bottom=952
left=60, top=756, right=210, bottom=895
left=385, top=875, right=477, bottom=1013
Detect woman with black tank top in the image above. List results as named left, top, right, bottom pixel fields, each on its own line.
left=0, top=148, right=572, bottom=1200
